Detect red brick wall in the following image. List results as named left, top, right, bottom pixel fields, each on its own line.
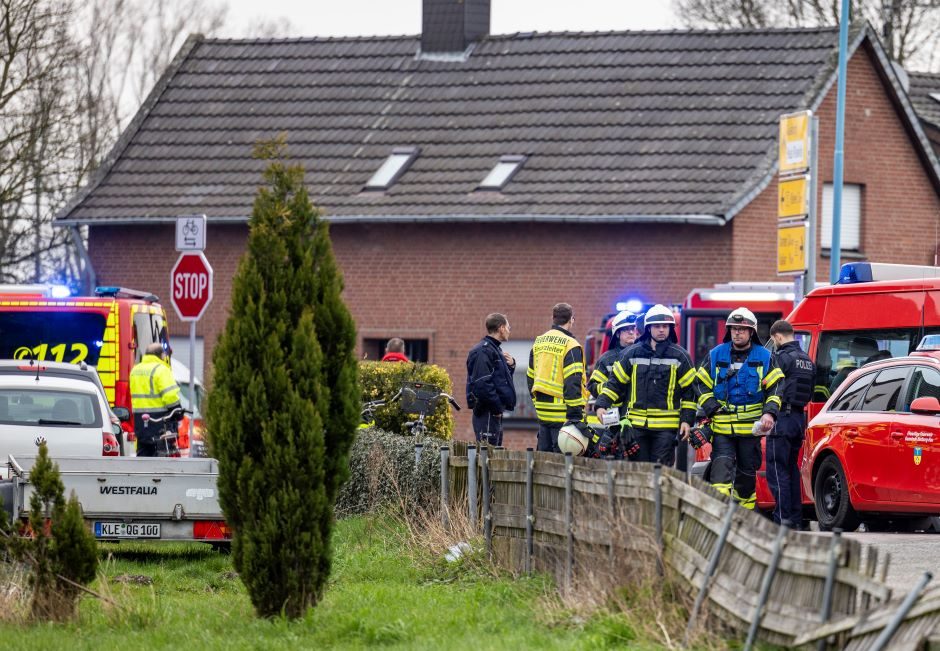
left=732, top=46, right=940, bottom=282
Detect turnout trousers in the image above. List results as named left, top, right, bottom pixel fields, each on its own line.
left=634, top=427, right=676, bottom=466
left=537, top=422, right=562, bottom=453
left=765, top=412, right=805, bottom=526
left=709, top=433, right=762, bottom=509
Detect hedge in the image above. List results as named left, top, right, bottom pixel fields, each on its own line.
left=358, top=361, right=456, bottom=440
left=336, top=427, right=445, bottom=517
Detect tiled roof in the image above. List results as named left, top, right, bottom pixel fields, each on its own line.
left=909, top=71, right=940, bottom=130
left=57, top=25, right=921, bottom=225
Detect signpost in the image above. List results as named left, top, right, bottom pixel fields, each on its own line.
left=172, top=217, right=211, bottom=400
left=777, top=110, right=817, bottom=303
left=777, top=222, right=808, bottom=275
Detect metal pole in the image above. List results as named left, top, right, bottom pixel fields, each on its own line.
left=414, top=443, right=423, bottom=469
left=467, top=444, right=478, bottom=530
left=653, top=463, right=663, bottom=576
left=816, top=528, right=843, bottom=651
left=481, top=445, right=491, bottom=558
left=869, top=571, right=933, bottom=651
left=828, top=0, right=850, bottom=284
left=188, top=321, right=196, bottom=403
left=606, top=457, right=616, bottom=570
left=685, top=501, right=737, bottom=646
left=440, top=446, right=449, bottom=529
left=807, top=116, right=819, bottom=292
left=744, top=523, right=789, bottom=651
left=564, top=452, right=574, bottom=592
left=525, top=447, right=534, bottom=574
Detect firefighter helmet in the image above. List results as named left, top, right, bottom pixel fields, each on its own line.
left=639, top=304, right=678, bottom=344
left=557, top=423, right=589, bottom=456
left=723, top=307, right=760, bottom=344
left=610, top=310, right=638, bottom=336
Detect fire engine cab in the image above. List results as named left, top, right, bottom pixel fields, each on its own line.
left=0, top=285, right=173, bottom=450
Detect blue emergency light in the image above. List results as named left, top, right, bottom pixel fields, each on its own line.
left=837, top=263, right=873, bottom=284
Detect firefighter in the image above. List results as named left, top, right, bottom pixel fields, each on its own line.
left=526, top=303, right=587, bottom=453
left=594, top=304, right=697, bottom=466
left=694, top=308, right=783, bottom=510
left=766, top=319, right=815, bottom=527
left=586, top=311, right=639, bottom=457
left=130, top=343, right=183, bottom=457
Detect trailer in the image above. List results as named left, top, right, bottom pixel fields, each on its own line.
left=1, top=455, right=230, bottom=544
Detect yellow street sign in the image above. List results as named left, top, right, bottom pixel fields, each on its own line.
left=778, top=221, right=808, bottom=275
left=779, top=111, right=812, bottom=174
left=778, top=175, right=810, bottom=219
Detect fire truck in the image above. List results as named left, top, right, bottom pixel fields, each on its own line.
left=0, top=285, right=174, bottom=451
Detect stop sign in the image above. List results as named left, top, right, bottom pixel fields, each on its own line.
left=171, top=252, right=213, bottom=321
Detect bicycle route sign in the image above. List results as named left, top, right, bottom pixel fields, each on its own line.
left=176, top=215, right=206, bottom=251
left=171, top=251, right=213, bottom=321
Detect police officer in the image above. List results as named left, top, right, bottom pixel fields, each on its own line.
left=130, top=343, right=183, bottom=457
left=526, top=303, right=587, bottom=452
left=594, top=305, right=697, bottom=465
left=766, top=319, right=815, bottom=527
left=586, top=311, right=638, bottom=457
left=466, top=313, right=517, bottom=446
left=694, top=308, right=783, bottom=510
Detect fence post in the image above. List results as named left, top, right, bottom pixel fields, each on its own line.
left=564, top=452, right=574, bottom=592
left=440, top=446, right=450, bottom=529
left=869, top=571, right=933, bottom=651
left=481, top=445, right=491, bottom=558
left=467, top=444, right=478, bottom=530
left=653, top=463, right=663, bottom=576
left=816, top=528, right=843, bottom=651
left=744, top=523, right=789, bottom=651
left=684, top=501, right=736, bottom=646
left=525, top=448, right=534, bottom=574
left=606, top=457, right=616, bottom=570
left=414, top=442, right=423, bottom=470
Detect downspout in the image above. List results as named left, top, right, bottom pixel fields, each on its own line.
left=69, top=225, right=96, bottom=295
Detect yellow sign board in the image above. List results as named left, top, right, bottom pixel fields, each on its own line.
left=779, top=111, right=812, bottom=174
left=778, top=175, right=810, bottom=219
left=778, top=222, right=808, bottom=275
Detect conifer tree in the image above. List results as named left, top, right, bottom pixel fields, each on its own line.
left=207, top=137, right=358, bottom=618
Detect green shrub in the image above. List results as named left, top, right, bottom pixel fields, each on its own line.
left=337, top=428, right=445, bottom=516
left=207, top=139, right=358, bottom=619
left=359, top=361, right=456, bottom=440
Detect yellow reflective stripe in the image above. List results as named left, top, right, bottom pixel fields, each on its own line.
left=612, top=361, right=629, bottom=384
left=697, top=392, right=714, bottom=407
left=765, top=395, right=782, bottom=408
left=762, top=368, right=785, bottom=388
left=666, top=365, right=676, bottom=411
left=630, top=363, right=638, bottom=408
left=696, top=367, right=714, bottom=388
left=589, top=369, right=608, bottom=384
left=678, top=367, right=696, bottom=388
left=600, top=387, right=619, bottom=401
left=814, top=385, right=830, bottom=398
left=526, top=367, right=535, bottom=378
left=564, top=397, right=586, bottom=407
left=680, top=401, right=697, bottom=411
left=563, top=362, right=583, bottom=377
left=587, top=414, right=601, bottom=425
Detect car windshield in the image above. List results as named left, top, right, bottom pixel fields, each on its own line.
left=0, top=311, right=107, bottom=366
left=177, top=382, right=204, bottom=417
left=0, top=389, right=102, bottom=427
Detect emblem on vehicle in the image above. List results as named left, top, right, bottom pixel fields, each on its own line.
left=914, top=446, right=923, bottom=466
left=34, top=435, right=46, bottom=447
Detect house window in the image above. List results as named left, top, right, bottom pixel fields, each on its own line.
left=478, top=155, right=526, bottom=191
left=362, top=337, right=429, bottom=363
left=501, top=339, right=537, bottom=425
left=821, top=183, right=862, bottom=250
left=365, top=147, right=419, bottom=191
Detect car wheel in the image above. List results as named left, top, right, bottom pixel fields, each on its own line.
left=814, top=456, right=860, bottom=532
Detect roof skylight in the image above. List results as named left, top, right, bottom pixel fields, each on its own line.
left=365, top=147, right=419, bottom=190
left=931, top=92, right=940, bottom=105
left=478, top=155, right=526, bottom=191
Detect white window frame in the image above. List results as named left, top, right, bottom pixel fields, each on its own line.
left=821, top=183, right=862, bottom=250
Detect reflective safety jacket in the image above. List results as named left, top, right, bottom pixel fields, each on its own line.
left=526, top=326, right=587, bottom=424
left=130, top=354, right=182, bottom=442
left=594, top=340, right=697, bottom=430
left=587, top=345, right=628, bottom=425
left=696, top=343, right=783, bottom=435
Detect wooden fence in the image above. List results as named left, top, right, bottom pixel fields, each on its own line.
left=444, top=443, right=904, bottom=649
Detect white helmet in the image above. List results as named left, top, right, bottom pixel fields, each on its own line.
left=557, top=423, right=589, bottom=456
left=610, top=310, right=638, bottom=336
left=639, top=304, right=677, bottom=343
left=724, top=307, right=760, bottom=343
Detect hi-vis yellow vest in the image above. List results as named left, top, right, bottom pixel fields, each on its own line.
left=530, top=330, right=581, bottom=397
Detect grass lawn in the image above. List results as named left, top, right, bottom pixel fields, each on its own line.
left=0, top=515, right=674, bottom=650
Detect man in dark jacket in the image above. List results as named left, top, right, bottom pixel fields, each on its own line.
left=594, top=304, right=697, bottom=465
left=466, top=313, right=516, bottom=446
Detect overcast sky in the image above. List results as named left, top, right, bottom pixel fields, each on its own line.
left=221, top=0, right=681, bottom=38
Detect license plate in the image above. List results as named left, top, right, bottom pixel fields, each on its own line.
left=94, top=522, right=161, bottom=539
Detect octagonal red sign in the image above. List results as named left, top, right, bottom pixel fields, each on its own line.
left=171, top=252, right=213, bottom=321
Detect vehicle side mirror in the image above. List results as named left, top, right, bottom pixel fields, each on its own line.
left=113, top=406, right=131, bottom=422
left=910, top=396, right=940, bottom=415
left=112, top=422, right=123, bottom=436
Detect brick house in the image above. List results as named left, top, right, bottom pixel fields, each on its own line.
left=910, top=71, right=940, bottom=156
left=55, top=0, right=940, bottom=444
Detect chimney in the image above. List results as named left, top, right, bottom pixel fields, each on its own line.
left=421, top=0, right=490, bottom=55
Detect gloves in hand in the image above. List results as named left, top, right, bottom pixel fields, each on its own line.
left=688, top=418, right=712, bottom=450
left=620, top=425, right=641, bottom=459
left=596, top=429, right=616, bottom=456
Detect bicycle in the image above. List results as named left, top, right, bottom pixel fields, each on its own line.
left=140, top=407, right=190, bottom=457
left=358, top=382, right=461, bottom=436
